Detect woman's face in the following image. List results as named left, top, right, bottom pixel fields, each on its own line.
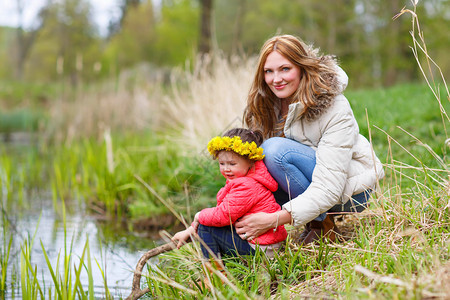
left=263, top=51, right=301, bottom=99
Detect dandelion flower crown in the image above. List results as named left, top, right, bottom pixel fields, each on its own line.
left=207, top=136, right=265, bottom=161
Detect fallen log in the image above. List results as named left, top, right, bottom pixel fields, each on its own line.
left=125, top=241, right=177, bottom=300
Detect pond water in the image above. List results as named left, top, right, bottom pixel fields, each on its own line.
left=0, top=137, right=173, bottom=299
left=1, top=193, right=162, bottom=299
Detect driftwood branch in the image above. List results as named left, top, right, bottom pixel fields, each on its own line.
left=125, top=241, right=177, bottom=300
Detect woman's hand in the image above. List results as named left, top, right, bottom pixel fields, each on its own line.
left=172, top=226, right=195, bottom=249
left=235, top=212, right=275, bottom=241
left=235, top=210, right=292, bottom=241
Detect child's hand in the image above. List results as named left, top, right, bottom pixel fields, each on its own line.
left=172, top=226, right=195, bottom=249
left=192, top=212, right=201, bottom=231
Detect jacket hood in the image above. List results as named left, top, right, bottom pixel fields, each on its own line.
left=334, top=66, right=348, bottom=93
left=246, top=160, right=278, bottom=192
left=303, top=60, right=349, bottom=121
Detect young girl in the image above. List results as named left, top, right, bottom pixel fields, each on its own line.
left=172, top=128, right=287, bottom=258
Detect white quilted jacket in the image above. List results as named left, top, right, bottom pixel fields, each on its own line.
left=281, top=68, right=385, bottom=226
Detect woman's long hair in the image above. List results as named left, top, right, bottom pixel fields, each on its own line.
left=243, top=34, right=339, bottom=138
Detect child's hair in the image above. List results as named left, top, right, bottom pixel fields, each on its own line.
left=207, top=128, right=265, bottom=161
left=222, top=128, right=264, bottom=147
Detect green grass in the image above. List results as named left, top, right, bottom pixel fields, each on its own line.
left=0, top=81, right=448, bottom=298
left=347, top=82, right=448, bottom=166
left=0, top=219, right=12, bottom=297
left=140, top=182, right=448, bottom=298
left=1, top=38, right=449, bottom=298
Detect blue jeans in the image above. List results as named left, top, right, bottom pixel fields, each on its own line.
left=197, top=224, right=256, bottom=258
left=261, top=137, right=371, bottom=221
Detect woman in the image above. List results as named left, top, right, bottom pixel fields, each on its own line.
left=235, top=34, right=384, bottom=245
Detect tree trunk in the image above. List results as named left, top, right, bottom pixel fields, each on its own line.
left=231, top=0, right=246, bottom=56
left=198, top=0, right=213, bottom=56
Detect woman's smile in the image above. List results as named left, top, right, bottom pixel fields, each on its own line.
left=274, top=84, right=287, bottom=90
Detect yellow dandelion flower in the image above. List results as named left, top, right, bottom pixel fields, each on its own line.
left=206, top=135, right=265, bottom=161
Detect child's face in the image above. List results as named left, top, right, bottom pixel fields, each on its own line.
left=217, top=151, right=253, bottom=181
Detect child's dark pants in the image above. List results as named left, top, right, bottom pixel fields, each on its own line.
left=197, top=224, right=256, bottom=258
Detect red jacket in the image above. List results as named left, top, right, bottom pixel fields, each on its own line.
left=198, top=160, right=287, bottom=245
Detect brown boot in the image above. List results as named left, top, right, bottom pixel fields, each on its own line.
left=205, top=260, right=226, bottom=276
left=302, top=215, right=341, bottom=245
left=297, top=222, right=311, bottom=243
left=199, top=260, right=227, bottom=290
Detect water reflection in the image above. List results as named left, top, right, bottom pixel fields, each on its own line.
left=2, top=195, right=159, bottom=299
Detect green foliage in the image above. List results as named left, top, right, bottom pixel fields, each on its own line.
left=0, top=1, right=448, bottom=295
left=0, top=0, right=449, bottom=87
left=153, top=0, right=199, bottom=66
left=25, top=0, right=102, bottom=83
left=0, top=109, right=44, bottom=133
left=0, top=80, right=59, bottom=105
left=104, top=1, right=157, bottom=74
left=104, top=0, right=199, bottom=72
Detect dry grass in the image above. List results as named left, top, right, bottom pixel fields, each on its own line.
left=163, top=54, right=255, bottom=153
left=46, top=64, right=166, bottom=143
left=45, top=54, right=255, bottom=149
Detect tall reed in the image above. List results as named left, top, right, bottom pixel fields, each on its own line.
left=0, top=218, right=12, bottom=297
left=1, top=202, right=111, bottom=299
